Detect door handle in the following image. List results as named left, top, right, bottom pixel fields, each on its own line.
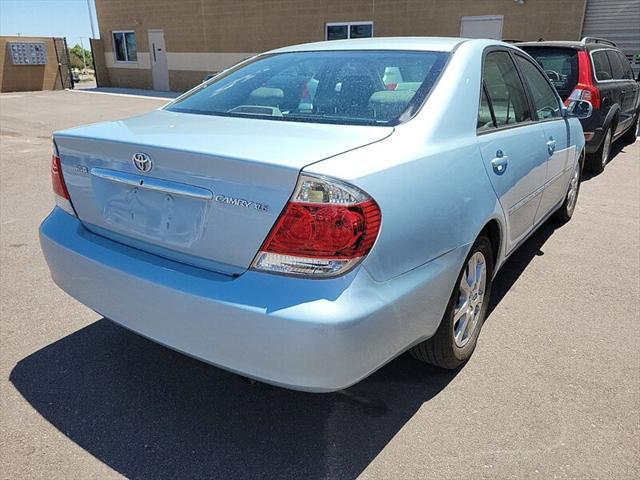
left=491, top=150, right=509, bottom=175
left=546, top=138, right=556, bottom=155
left=152, top=43, right=157, bottom=63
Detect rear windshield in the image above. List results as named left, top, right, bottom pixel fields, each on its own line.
left=165, top=50, right=449, bottom=126
left=520, top=47, right=578, bottom=100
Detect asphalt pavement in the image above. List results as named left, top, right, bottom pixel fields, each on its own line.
left=1, top=90, right=638, bottom=479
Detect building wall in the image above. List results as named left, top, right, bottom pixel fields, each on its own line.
left=95, top=0, right=588, bottom=91
left=0, top=36, right=65, bottom=92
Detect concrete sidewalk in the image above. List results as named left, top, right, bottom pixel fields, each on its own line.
left=71, top=86, right=183, bottom=100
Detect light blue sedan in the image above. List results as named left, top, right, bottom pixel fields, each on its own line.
left=40, top=37, right=590, bottom=392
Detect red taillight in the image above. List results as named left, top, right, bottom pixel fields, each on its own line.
left=51, top=154, right=70, bottom=200
left=51, top=142, right=75, bottom=215
left=565, top=50, right=600, bottom=109
left=252, top=174, right=381, bottom=277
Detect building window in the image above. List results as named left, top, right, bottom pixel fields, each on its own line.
left=326, top=22, right=373, bottom=41
left=112, top=31, right=137, bottom=62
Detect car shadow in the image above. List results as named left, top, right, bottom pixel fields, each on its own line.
left=11, top=211, right=572, bottom=479
left=10, top=319, right=459, bottom=480
left=581, top=138, right=627, bottom=182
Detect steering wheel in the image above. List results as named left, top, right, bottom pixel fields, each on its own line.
left=544, top=70, right=561, bottom=81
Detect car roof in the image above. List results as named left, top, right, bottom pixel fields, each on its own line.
left=517, top=41, right=584, bottom=49
left=517, top=40, right=621, bottom=51
left=267, top=36, right=469, bottom=54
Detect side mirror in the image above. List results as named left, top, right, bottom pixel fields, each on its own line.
left=564, top=99, right=593, bottom=119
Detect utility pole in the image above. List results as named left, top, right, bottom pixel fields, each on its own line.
left=86, top=0, right=96, bottom=38
left=79, top=37, right=87, bottom=72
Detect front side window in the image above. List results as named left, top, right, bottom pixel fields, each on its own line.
left=112, top=31, right=137, bottom=62
left=591, top=50, right=612, bottom=81
left=326, top=22, right=373, bottom=40
left=515, top=55, right=561, bottom=120
left=166, top=50, right=448, bottom=126
left=481, top=51, right=531, bottom=128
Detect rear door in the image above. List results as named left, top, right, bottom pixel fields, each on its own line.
left=591, top=49, right=627, bottom=136
left=617, top=50, right=640, bottom=112
left=610, top=50, right=639, bottom=131
left=513, top=52, right=573, bottom=220
left=476, top=50, right=548, bottom=252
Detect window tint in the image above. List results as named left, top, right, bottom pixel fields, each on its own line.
left=112, top=31, right=137, bottom=62
left=606, top=50, right=625, bottom=79
left=482, top=51, right=531, bottom=127
left=350, top=24, right=373, bottom=39
left=591, top=50, right=612, bottom=81
left=477, top=85, right=494, bottom=130
left=519, top=47, right=578, bottom=100
left=326, top=25, right=348, bottom=40
left=515, top=55, right=561, bottom=120
left=326, top=22, right=373, bottom=40
left=167, top=50, right=448, bottom=126
left=616, top=51, right=634, bottom=79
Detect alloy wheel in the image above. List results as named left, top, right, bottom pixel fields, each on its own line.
left=565, top=162, right=580, bottom=216
left=601, top=128, right=612, bottom=168
left=453, top=252, right=487, bottom=348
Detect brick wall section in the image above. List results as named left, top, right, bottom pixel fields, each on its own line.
left=108, top=68, right=153, bottom=89
left=0, top=36, right=64, bottom=92
left=94, top=0, right=588, bottom=91
left=90, top=38, right=111, bottom=87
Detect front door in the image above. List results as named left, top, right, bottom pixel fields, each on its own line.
left=477, top=50, right=548, bottom=252
left=148, top=30, right=169, bottom=91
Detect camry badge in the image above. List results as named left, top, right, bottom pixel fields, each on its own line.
left=132, top=152, right=153, bottom=172
left=214, top=194, right=268, bottom=212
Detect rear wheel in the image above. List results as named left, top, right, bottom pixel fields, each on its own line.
left=554, top=158, right=581, bottom=223
left=587, top=125, right=612, bottom=174
left=410, top=235, right=493, bottom=369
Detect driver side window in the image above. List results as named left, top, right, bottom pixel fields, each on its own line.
left=515, top=55, right=562, bottom=120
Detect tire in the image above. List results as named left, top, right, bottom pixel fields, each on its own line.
left=620, top=112, right=639, bottom=144
left=553, top=157, right=582, bottom=223
left=586, top=125, right=612, bottom=174
left=410, top=234, right=494, bottom=369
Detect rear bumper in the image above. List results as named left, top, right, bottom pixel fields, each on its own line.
left=39, top=208, right=466, bottom=392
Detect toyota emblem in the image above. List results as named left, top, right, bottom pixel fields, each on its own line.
left=132, top=152, right=153, bottom=172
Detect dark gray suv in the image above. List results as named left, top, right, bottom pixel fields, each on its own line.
left=519, top=38, right=639, bottom=173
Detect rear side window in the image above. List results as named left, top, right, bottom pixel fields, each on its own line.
left=591, top=50, right=613, bottom=81
left=520, top=47, right=577, bottom=100
left=514, top=55, right=561, bottom=120
left=617, top=51, right=635, bottom=79
left=481, top=51, right=531, bottom=127
left=606, top=50, right=625, bottom=79
left=477, top=86, right=494, bottom=131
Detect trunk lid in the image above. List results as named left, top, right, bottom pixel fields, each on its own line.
left=55, top=110, right=393, bottom=275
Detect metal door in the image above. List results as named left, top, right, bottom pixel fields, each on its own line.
left=53, top=37, right=73, bottom=89
left=148, top=30, right=169, bottom=91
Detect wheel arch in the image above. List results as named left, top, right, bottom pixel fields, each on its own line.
left=479, top=218, right=502, bottom=275
left=603, top=103, right=621, bottom=134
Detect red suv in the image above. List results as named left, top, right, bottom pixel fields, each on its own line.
left=519, top=38, right=639, bottom=173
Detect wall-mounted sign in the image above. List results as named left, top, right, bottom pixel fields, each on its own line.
left=8, top=42, right=47, bottom=65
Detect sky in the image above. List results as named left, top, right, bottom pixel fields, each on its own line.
left=0, top=0, right=98, bottom=50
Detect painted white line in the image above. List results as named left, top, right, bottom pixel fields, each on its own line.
left=67, top=89, right=175, bottom=101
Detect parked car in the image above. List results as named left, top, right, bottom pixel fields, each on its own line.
left=40, top=37, right=590, bottom=392
left=518, top=38, right=640, bottom=173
